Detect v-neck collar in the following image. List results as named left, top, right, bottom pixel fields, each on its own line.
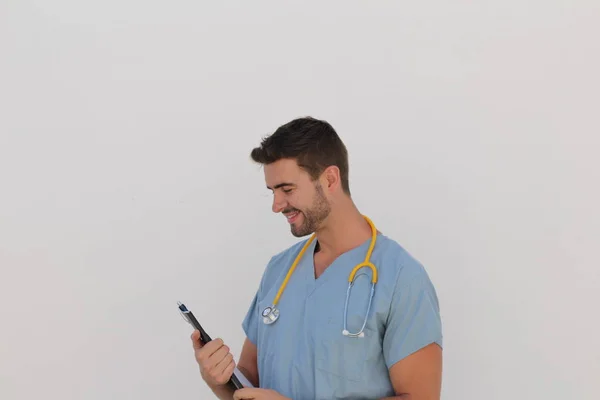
left=303, top=233, right=382, bottom=293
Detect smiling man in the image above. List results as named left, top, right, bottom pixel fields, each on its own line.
left=191, top=117, right=443, bottom=399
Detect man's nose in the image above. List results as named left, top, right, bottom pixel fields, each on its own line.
left=272, top=193, right=286, bottom=213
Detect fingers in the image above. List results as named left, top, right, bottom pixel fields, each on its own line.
left=233, top=388, right=254, bottom=400
left=233, top=388, right=267, bottom=400
left=201, top=340, right=229, bottom=369
left=213, top=348, right=234, bottom=374
left=207, top=343, right=234, bottom=385
left=217, top=358, right=236, bottom=384
left=192, top=336, right=236, bottom=386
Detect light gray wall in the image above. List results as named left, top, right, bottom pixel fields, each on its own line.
left=1, top=1, right=598, bottom=399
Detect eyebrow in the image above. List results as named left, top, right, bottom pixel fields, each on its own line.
left=267, top=182, right=295, bottom=190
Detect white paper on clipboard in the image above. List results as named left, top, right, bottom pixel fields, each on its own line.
left=234, top=367, right=254, bottom=388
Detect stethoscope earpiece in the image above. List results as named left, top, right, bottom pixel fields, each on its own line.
left=342, top=329, right=365, bottom=338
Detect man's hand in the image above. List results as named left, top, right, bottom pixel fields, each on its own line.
left=191, top=330, right=236, bottom=388
left=233, top=388, right=290, bottom=400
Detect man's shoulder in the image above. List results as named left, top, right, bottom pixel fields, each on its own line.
left=265, top=238, right=311, bottom=271
left=376, top=234, right=442, bottom=318
left=258, top=237, right=312, bottom=286
left=375, top=234, right=433, bottom=288
left=272, top=237, right=310, bottom=260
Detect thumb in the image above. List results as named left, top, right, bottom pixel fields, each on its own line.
left=190, top=330, right=204, bottom=350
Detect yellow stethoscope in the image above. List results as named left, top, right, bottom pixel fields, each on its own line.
left=261, top=215, right=378, bottom=338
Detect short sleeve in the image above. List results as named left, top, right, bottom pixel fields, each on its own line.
left=242, top=290, right=260, bottom=345
left=382, top=270, right=443, bottom=369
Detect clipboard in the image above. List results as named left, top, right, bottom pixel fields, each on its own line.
left=177, top=301, right=254, bottom=389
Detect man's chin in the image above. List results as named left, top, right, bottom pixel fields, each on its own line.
left=290, top=225, right=311, bottom=238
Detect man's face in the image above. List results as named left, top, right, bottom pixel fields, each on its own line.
left=264, top=158, right=331, bottom=237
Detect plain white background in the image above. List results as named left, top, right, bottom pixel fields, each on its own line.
left=1, top=1, right=598, bottom=399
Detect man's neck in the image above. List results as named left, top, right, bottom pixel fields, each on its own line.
left=314, top=205, right=373, bottom=258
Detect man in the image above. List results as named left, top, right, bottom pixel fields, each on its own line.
left=191, top=117, right=443, bottom=399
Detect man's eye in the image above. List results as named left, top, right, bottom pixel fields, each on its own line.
left=283, top=188, right=293, bottom=193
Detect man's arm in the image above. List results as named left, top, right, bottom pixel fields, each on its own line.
left=237, top=337, right=260, bottom=388
left=379, top=260, right=444, bottom=400
left=381, top=342, right=443, bottom=400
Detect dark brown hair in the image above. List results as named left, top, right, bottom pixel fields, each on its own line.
left=250, top=116, right=351, bottom=195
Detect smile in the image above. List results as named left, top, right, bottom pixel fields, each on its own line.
left=285, top=211, right=300, bottom=223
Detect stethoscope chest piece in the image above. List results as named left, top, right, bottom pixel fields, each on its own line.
left=262, top=305, right=280, bottom=324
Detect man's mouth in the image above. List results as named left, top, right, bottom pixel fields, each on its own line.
left=284, top=210, right=301, bottom=223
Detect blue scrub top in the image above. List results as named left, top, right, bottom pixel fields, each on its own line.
left=242, top=233, right=443, bottom=399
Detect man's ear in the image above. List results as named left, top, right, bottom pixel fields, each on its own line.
left=323, top=165, right=341, bottom=191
